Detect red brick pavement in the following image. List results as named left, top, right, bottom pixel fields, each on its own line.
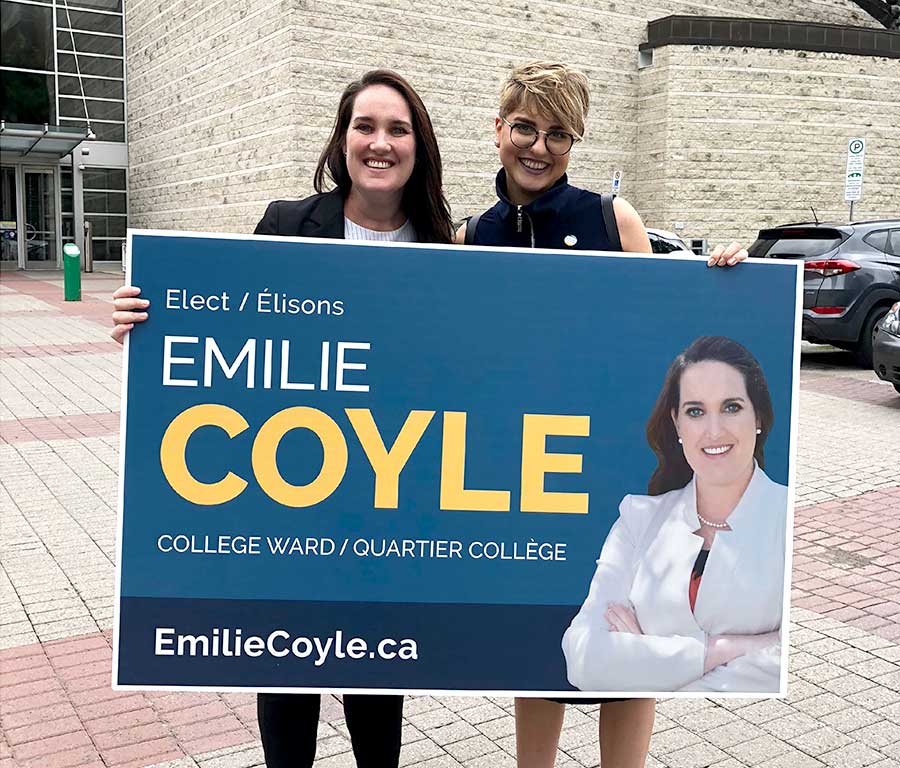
left=793, top=486, right=900, bottom=642
left=1, top=272, right=116, bottom=325
left=801, top=374, right=900, bottom=408
left=0, top=413, right=121, bottom=445
left=0, top=633, right=346, bottom=768
left=0, top=343, right=121, bottom=360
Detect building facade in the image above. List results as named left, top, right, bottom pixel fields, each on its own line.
left=1, top=0, right=128, bottom=270
left=121, top=0, right=898, bottom=248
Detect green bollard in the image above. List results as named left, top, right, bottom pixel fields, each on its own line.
left=63, top=242, right=82, bottom=301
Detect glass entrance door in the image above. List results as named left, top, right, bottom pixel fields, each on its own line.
left=0, top=166, right=19, bottom=269
left=24, top=168, right=59, bottom=269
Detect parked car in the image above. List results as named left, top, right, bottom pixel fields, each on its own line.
left=646, top=228, right=691, bottom=254
left=748, top=220, right=900, bottom=367
left=873, top=302, right=900, bottom=394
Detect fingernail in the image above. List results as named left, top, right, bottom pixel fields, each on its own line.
left=141, top=300, right=150, bottom=306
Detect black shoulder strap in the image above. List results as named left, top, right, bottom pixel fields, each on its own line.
left=464, top=212, right=483, bottom=245
left=600, top=193, right=622, bottom=251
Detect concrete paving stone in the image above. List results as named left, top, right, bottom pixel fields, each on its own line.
left=422, top=719, right=480, bottom=747
left=473, top=713, right=516, bottom=740
left=796, top=661, right=851, bottom=684
left=313, top=752, right=358, bottom=768
left=707, top=760, right=749, bottom=768
left=876, top=671, right=900, bottom=691
left=456, top=701, right=508, bottom=726
left=817, top=672, right=880, bottom=697
left=793, top=691, right=853, bottom=718
left=819, top=741, right=887, bottom=768
left=664, top=741, right=730, bottom=768
left=850, top=659, right=900, bottom=678
left=194, top=743, right=264, bottom=768
left=557, top=721, right=600, bottom=751
left=314, top=734, right=352, bottom=759
left=651, top=713, right=677, bottom=733
left=442, top=734, right=496, bottom=762
left=753, top=750, right=825, bottom=768
left=673, top=703, right=738, bottom=732
left=853, top=719, right=900, bottom=749
left=403, top=696, right=444, bottom=716
left=405, top=756, right=463, bottom=768
left=758, top=711, right=821, bottom=740
left=821, top=705, right=886, bottom=734
left=788, top=726, right=855, bottom=756
left=731, top=699, right=795, bottom=725
left=401, top=724, right=427, bottom=745
left=874, top=647, right=900, bottom=663
left=558, top=742, right=599, bottom=767
left=879, top=702, right=900, bottom=724
left=656, top=698, right=715, bottom=721
left=826, top=647, right=880, bottom=666
left=400, top=739, right=447, bottom=768
left=703, top=721, right=766, bottom=750
left=460, top=750, right=516, bottom=768
left=805, top=637, right=853, bottom=656
left=407, top=705, right=462, bottom=732
left=868, top=759, right=900, bottom=768
left=647, top=724, right=702, bottom=756
left=724, top=733, right=791, bottom=765
left=437, top=697, right=484, bottom=714
left=848, top=686, right=900, bottom=710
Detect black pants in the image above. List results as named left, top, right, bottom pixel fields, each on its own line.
left=257, top=692, right=403, bottom=768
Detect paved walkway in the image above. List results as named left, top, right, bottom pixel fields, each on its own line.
left=1, top=269, right=899, bottom=768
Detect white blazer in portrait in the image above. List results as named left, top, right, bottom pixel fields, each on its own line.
left=561, top=464, right=788, bottom=693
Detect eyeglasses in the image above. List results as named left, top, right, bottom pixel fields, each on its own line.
left=500, top=117, right=579, bottom=156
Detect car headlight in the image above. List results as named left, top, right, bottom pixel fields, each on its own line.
left=882, top=303, right=900, bottom=337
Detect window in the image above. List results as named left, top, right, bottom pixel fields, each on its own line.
left=0, top=70, right=55, bottom=123
left=1, top=1, right=54, bottom=70
left=56, top=8, right=122, bottom=35
left=83, top=166, right=127, bottom=260
left=863, top=230, right=889, bottom=253
left=888, top=230, right=900, bottom=258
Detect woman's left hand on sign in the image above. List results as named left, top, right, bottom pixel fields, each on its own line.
left=111, top=285, right=149, bottom=344
left=605, top=602, right=644, bottom=634
left=707, top=241, right=748, bottom=268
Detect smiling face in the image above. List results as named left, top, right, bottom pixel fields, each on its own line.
left=671, top=361, right=760, bottom=490
left=344, top=84, right=416, bottom=201
left=495, top=105, right=571, bottom=205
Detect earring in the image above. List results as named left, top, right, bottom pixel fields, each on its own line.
left=677, top=437, right=683, bottom=445
left=756, top=428, right=762, bottom=434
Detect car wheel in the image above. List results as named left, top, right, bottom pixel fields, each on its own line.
left=854, top=306, right=889, bottom=368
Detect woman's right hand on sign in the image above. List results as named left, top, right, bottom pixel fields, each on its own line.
left=111, top=285, right=149, bottom=344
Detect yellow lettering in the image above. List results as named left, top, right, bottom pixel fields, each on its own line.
left=251, top=407, right=347, bottom=507
left=440, top=411, right=510, bottom=512
left=521, top=414, right=590, bottom=514
left=346, top=408, right=434, bottom=509
left=160, top=404, right=248, bottom=505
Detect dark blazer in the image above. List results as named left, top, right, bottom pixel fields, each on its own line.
left=253, top=189, right=345, bottom=238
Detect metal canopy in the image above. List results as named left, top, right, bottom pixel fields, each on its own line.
left=0, top=121, right=89, bottom=158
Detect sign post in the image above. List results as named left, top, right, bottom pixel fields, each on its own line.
left=844, top=137, right=866, bottom=220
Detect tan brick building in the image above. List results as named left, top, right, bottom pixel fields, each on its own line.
left=124, top=0, right=899, bottom=245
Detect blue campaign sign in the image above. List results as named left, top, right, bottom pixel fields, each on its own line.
left=114, top=231, right=801, bottom=696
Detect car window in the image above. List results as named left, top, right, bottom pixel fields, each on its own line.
left=863, top=229, right=890, bottom=253
left=749, top=228, right=843, bottom=258
left=888, top=229, right=900, bottom=258
left=651, top=238, right=685, bottom=254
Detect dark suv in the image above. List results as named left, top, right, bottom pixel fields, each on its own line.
left=749, top=221, right=900, bottom=366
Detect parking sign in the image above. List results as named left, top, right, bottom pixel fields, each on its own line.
left=844, top=138, right=866, bottom=202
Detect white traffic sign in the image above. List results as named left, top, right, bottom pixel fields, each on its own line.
left=844, top=137, right=865, bottom=202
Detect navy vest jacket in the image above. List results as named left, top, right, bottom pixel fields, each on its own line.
left=470, top=170, right=617, bottom=251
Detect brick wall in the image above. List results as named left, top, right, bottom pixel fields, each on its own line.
left=125, top=0, right=890, bottom=242
left=636, top=46, right=900, bottom=243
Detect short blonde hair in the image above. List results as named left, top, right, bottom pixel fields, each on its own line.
left=499, top=61, right=590, bottom=140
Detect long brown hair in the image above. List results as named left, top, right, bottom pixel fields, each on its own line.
left=313, top=70, right=453, bottom=244
left=645, top=336, right=775, bottom=496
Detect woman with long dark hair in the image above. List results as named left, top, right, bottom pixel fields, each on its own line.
left=111, top=69, right=452, bottom=767
left=562, top=336, right=787, bottom=693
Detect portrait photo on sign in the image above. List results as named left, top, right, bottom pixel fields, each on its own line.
left=562, top=336, right=788, bottom=694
